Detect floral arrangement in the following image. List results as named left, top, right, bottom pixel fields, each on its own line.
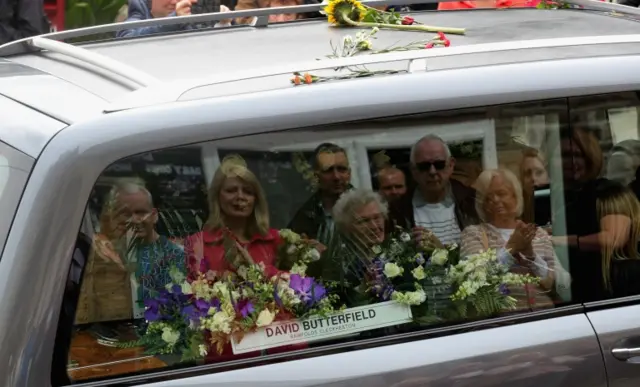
left=291, top=26, right=453, bottom=87
left=362, top=228, right=461, bottom=322
left=445, top=249, right=540, bottom=319
left=124, top=230, right=340, bottom=358
left=322, top=0, right=465, bottom=34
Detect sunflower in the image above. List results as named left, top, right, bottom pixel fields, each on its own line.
left=324, top=0, right=367, bottom=26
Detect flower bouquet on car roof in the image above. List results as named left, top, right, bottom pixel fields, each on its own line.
left=445, top=248, right=540, bottom=320
left=122, top=229, right=341, bottom=359
left=363, top=226, right=461, bottom=324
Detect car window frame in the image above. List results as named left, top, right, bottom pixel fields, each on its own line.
left=54, top=98, right=598, bottom=387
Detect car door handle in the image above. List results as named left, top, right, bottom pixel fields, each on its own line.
left=612, top=347, right=640, bottom=361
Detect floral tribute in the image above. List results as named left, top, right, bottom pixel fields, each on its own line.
left=322, top=0, right=465, bottom=35
left=122, top=230, right=340, bottom=359
left=290, top=27, right=453, bottom=87
left=445, top=249, right=540, bottom=319
left=361, top=228, right=461, bottom=322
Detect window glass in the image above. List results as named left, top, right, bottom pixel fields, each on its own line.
left=0, top=142, right=32, bottom=259
left=63, top=93, right=640, bottom=383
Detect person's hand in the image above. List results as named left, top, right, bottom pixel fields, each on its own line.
left=412, top=226, right=443, bottom=249
left=176, top=0, right=197, bottom=17
left=308, top=239, right=327, bottom=254
left=506, top=220, right=536, bottom=258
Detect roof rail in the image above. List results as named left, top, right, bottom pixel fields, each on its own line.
left=0, top=0, right=443, bottom=57
left=29, top=37, right=160, bottom=87
left=104, top=33, right=640, bottom=112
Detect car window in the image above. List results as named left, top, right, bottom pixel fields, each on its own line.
left=0, top=142, right=32, bottom=259
left=59, top=92, right=640, bottom=384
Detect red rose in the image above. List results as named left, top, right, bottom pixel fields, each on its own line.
left=402, top=16, right=415, bottom=25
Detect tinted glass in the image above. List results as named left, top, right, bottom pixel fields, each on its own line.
left=62, top=92, right=640, bottom=383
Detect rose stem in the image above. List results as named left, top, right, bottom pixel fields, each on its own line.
left=342, top=15, right=466, bottom=35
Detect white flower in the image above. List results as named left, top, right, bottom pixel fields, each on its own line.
left=383, top=263, right=404, bottom=278
left=205, top=310, right=234, bottom=334
left=431, top=249, right=449, bottom=266
left=279, top=229, right=301, bottom=243
left=391, top=289, right=426, bottom=305
left=342, top=35, right=353, bottom=46
left=286, top=244, right=297, bottom=255
left=290, top=262, right=307, bottom=276
left=448, top=243, right=458, bottom=251
left=372, top=245, right=382, bottom=255
left=169, top=267, right=185, bottom=284
left=415, top=253, right=426, bottom=265
left=256, top=309, right=276, bottom=327
left=212, top=282, right=229, bottom=297
left=400, top=233, right=411, bottom=242
left=161, top=327, right=180, bottom=345
left=237, top=266, right=249, bottom=279
left=181, top=281, right=193, bottom=295
left=412, top=266, right=426, bottom=280
left=431, top=276, right=442, bottom=285
left=198, top=344, right=208, bottom=357
left=309, top=248, right=321, bottom=261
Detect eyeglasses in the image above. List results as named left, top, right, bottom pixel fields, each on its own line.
left=415, top=160, right=447, bottom=172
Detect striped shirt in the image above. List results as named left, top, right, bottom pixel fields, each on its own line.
left=412, top=190, right=461, bottom=245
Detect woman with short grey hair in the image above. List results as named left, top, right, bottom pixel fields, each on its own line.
left=319, top=189, right=389, bottom=307
left=333, top=189, right=388, bottom=247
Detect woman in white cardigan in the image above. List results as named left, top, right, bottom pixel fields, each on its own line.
left=460, top=168, right=570, bottom=311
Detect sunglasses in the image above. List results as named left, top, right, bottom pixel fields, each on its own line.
left=415, top=160, right=447, bottom=172
left=321, top=165, right=350, bottom=174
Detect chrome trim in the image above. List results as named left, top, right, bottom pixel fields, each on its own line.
left=105, top=34, right=640, bottom=112
left=29, top=37, right=160, bottom=87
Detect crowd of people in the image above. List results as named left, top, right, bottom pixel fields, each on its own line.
left=74, top=125, right=640, bottom=343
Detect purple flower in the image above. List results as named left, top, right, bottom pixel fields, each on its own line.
left=181, top=305, right=199, bottom=321
left=144, top=299, right=161, bottom=321
left=289, top=274, right=327, bottom=306
left=156, top=290, right=171, bottom=305
left=171, top=284, right=182, bottom=295
left=415, top=253, right=426, bottom=265
left=195, top=298, right=211, bottom=312
left=236, top=299, right=255, bottom=318
left=499, top=284, right=510, bottom=295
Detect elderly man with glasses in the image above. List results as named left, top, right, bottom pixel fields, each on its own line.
left=388, top=134, right=479, bottom=247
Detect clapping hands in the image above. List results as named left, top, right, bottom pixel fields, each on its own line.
left=506, top=220, right=536, bottom=259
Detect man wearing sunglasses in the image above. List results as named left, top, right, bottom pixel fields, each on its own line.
left=389, top=134, right=479, bottom=246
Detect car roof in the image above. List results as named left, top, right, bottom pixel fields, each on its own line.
left=1, top=1, right=640, bottom=155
